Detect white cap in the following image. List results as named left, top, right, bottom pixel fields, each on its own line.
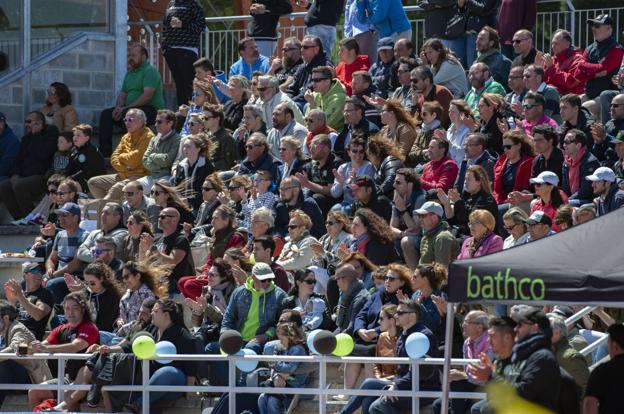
left=251, top=262, right=275, bottom=280
left=414, top=201, right=444, bottom=217
left=586, top=167, right=616, bottom=182
left=530, top=171, right=559, bottom=186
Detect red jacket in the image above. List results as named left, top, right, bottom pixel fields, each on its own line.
left=544, top=47, right=585, bottom=95
left=335, top=55, right=370, bottom=96
left=421, top=156, right=459, bottom=192
left=493, top=154, right=533, bottom=204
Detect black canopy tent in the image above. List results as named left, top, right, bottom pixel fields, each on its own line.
left=439, top=207, right=624, bottom=414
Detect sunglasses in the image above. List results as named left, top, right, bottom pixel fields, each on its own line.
left=246, top=144, right=261, bottom=149
left=123, top=191, right=135, bottom=197
left=302, top=279, right=316, bottom=285
left=282, top=47, right=298, bottom=52
left=503, top=144, right=514, bottom=150
left=256, top=87, right=268, bottom=92
left=56, top=191, right=67, bottom=196
left=48, top=189, right=58, bottom=195
left=562, top=139, right=576, bottom=145
left=385, top=276, right=399, bottom=281
left=325, top=220, right=336, bottom=226
left=123, top=118, right=135, bottom=123
left=522, top=104, right=538, bottom=109
left=202, top=186, right=214, bottom=191
left=228, top=186, right=241, bottom=191
left=301, top=45, right=316, bottom=49
left=503, top=224, right=518, bottom=231
left=287, top=224, right=301, bottom=230
left=158, top=214, right=175, bottom=219
left=92, top=249, right=111, bottom=255
left=395, top=310, right=415, bottom=316
left=512, top=38, right=529, bottom=44
left=151, top=190, right=163, bottom=196
left=350, top=149, right=365, bottom=154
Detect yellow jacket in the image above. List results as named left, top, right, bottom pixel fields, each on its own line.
left=111, top=127, right=154, bottom=179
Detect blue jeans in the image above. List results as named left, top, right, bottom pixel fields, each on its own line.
left=307, top=24, right=337, bottom=59
left=471, top=398, right=494, bottom=414
left=258, top=393, right=293, bottom=414
left=432, top=379, right=478, bottom=414
left=132, top=366, right=186, bottom=406
left=368, top=393, right=413, bottom=414
left=255, top=40, right=277, bottom=58
left=338, top=378, right=391, bottom=414
left=46, top=276, right=69, bottom=307
left=205, top=340, right=264, bottom=386
left=99, top=330, right=124, bottom=346
left=442, top=33, right=477, bottom=69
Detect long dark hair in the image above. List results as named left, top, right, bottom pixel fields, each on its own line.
left=546, top=185, right=565, bottom=209
left=354, top=208, right=394, bottom=244
left=47, top=82, right=72, bottom=107
left=415, top=263, right=448, bottom=291
left=155, top=298, right=185, bottom=327
left=83, top=260, right=124, bottom=299
left=212, top=258, right=236, bottom=285
left=124, top=258, right=171, bottom=298
left=288, top=268, right=315, bottom=297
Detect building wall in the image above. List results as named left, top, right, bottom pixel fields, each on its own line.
left=0, top=38, right=116, bottom=137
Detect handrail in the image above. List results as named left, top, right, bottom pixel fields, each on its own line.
left=0, top=352, right=486, bottom=414
left=564, top=306, right=596, bottom=327
left=580, top=333, right=609, bottom=357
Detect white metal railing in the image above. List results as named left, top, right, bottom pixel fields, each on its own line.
left=128, top=6, right=624, bottom=85
left=0, top=352, right=485, bottom=414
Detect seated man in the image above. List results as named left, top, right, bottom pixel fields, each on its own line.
left=257, top=74, right=304, bottom=129
left=540, top=29, right=586, bottom=96
left=304, top=66, right=347, bottom=131
left=303, top=109, right=339, bottom=154
left=229, top=37, right=270, bottom=80
left=275, top=176, right=324, bottom=238
left=140, top=109, right=180, bottom=192
left=410, top=66, right=454, bottom=127
left=121, top=180, right=160, bottom=228
left=0, top=111, right=58, bottom=220
left=511, top=29, right=539, bottom=67
left=237, top=132, right=282, bottom=186
left=4, top=262, right=54, bottom=341
left=391, top=57, right=419, bottom=111
left=416, top=201, right=457, bottom=267
left=465, top=62, right=506, bottom=118
left=91, top=237, right=125, bottom=281
left=523, top=64, right=561, bottom=123
left=88, top=108, right=154, bottom=202
left=266, top=103, right=308, bottom=158
left=348, top=176, right=392, bottom=221
left=334, top=97, right=380, bottom=159
left=420, top=137, right=459, bottom=193
left=253, top=235, right=290, bottom=293
left=521, top=92, right=559, bottom=136
left=475, top=26, right=512, bottom=86
left=562, top=129, right=600, bottom=205
left=0, top=300, right=52, bottom=407
left=334, top=263, right=370, bottom=336
left=350, top=71, right=381, bottom=127
left=232, top=105, right=268, bottom=161
left=98, top=43, right=164, bottom=157
left=586, top=166, right=624, bottom=216
left=369, top=37, right=396, bottom=99
left=525, top=211, right=556, bottom=242
left=77, top=202, right=128, bottom=263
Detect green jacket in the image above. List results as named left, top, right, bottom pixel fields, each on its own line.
left=465, top=78, right=506, bottom=119
left=554, top=337, right=589, bottom=393
left=309, top=80, right=347, bottom=131
left=142, top=131, right=181, bottom=178
left=208, top=127, right=238, bottom=171
left=419, top=220, right=458, bottom=267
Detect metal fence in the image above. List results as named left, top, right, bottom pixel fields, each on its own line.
left=128, top=6, right=624, bottom=85
left=0, top=353, right=485, bottom=414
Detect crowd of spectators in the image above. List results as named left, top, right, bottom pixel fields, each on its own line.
left=1, top=0, right=624, bottom=413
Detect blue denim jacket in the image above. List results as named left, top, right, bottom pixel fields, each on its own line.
left=267, top=343, right=309, bottom=389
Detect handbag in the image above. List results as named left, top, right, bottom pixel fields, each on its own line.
left=445, top=7, right=468, bottom=39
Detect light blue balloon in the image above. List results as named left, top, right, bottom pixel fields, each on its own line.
left=155, top=340, right=177, bottom=364
left=235, top=348, right=259, bottom=372
left=405, top=332, right=430, bottom=359
left=306, top=329, right=323, bottom=355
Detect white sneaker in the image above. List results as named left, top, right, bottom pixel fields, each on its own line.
left=331, top=394, right=350, bottom=401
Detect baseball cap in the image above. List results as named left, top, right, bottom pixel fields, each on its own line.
left=54, top=202, right=81, bottom=216
left=414, top=201, right=444, bottom=217
left=576, top=203, right=596, bottom=215
left=22, top=262, right=44, bottom=274
left=378, top=37, right=394, bottom=51
left=588, top=14, right=614, bottom=27
left=251, top=262, right=275, bottom=281
left=353, top=176, right=375, bottom=189
left=510, top=305, right=550, bottom=330
left=525, top=210, right=552, bottom=227
left=586, top=166, right=616, bottom=182
left=530, top=171, right=559, bottom=186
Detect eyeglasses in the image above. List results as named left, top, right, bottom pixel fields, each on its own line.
left=150, top=190, right=163, bottom=196
left=47, top=189, right=58, bottom=194
left=202, top=186, right=214, bottom=191
left=325, top=220, right=337, bottom=226
left=282, top=47, right=298, bottom=52
left=562, top=139, right=576, bottom=145
left=123, top=191, right=135, bottom=197
left=384, top=276, right=399, bottom=281
left=56, top=191, right=66, bottom=196
left=311, top=78, right=329, bottom=83
left=301, top=45, right=316, bottom=49
left=287, top=224, right=301, bottom=230
left=123, top=118, right=135, bottom=123
left=395, top=310, right=415, bottom=316
left=246, top=144, right=262, bottom=149
left=158, top=214, right=175, bottom=219
left=92, top=248, right=112, bottom=255
left=302, top=279, right=316, bottom=285
left=503, top=223, right=518, bottom=231
left=467, top=221, right=482, bottom=227
left=257, top=87, right=268, bottom=92
left=512, top=38, right=530, bottom=44
left=522, top=104, right=538, bottom=110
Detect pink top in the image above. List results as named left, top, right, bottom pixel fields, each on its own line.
left=522, top=115, right=559, bottom=136
left=457, top=232, right=504, bottom=260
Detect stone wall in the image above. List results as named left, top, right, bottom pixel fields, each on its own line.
left=0, top=38, right=116, bottom=137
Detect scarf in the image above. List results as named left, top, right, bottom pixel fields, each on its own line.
left=422, top=119, right=441, bottom=131
left=467, top=231, right=493, bottom=258
left=208, top=281, right=232, bottom=314
left=350, top=233, right=370, bottom=254
left=564, top=146, right=587, bottom=196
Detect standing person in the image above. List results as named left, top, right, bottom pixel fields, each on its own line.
left=475, top=26, right=512, bottom=87
left=344, top=0, right=377, bottom=65
left=302, top=0, right=345, bottom=59
left=497, top=0, right=537, bottom=60
left=161, top=0, right=206, bottom=106
left=248, top=0, right=293, bottom=58
left=355, top=0, right=410, bottom=43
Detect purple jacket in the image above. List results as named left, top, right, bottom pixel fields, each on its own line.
left=457, top=232, right=504, bottom=260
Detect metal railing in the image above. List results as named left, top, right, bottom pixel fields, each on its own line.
left=0, top=352, right=485, bottom=414
left=128, top=6, right=624, bottom=86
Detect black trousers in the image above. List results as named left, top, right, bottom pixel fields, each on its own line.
left=164, top=48, right=198, bottom=106
left=98, top=105, right=157, bottom=157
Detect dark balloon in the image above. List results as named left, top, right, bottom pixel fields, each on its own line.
left=312, top=330, right=337, bottom=355
left=219, top=330, right=243, bottom=355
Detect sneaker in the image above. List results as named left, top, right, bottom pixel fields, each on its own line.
left=331, top=394, right=350, bottom=401
left=86, top=383, right=101, bottom=407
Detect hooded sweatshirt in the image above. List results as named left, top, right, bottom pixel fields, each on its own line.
left=241, top=277, right=277, bottom=341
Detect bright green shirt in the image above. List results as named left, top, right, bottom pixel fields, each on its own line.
left=122, top=62, right=165, bottom=109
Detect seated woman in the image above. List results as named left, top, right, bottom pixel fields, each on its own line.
left=282, top=268, right=332, bottom=332
left=258, top=321, right=310, bottom=414
left=502, top=207, right=530, bottom=249
left=123, top=211, right=154, bottom=262
left=180, top=79, right=219, bottom=136
left=330, top=137, right=375, bottom=213
left=477, top=93, right=506, bottom=155
left=439, top=165, right=498, bottom=239
left=115, top=259, right=168, bottom=337
left=378, top=99, right=417, bottom=158
left=246, top=206, right=284, bottom=259
left=240, top=170, right=279, bottom=229
left=342, top=264, right=413, bottom=394
left=406, top=101, right=444, bottom=167
left=366, top=134, right=404, bottom=198
left=309, top=211, right=353, bottom=295
left=150, top=180, right=194, bottom=226
left=338, top=304, right=400, bottom=414
left=349, top=208, right=399, bottom=266
left=529, top=171, right=568, bottom=231
left=28, top=292, right=99, bottom=410
left=184, top=173, right=224, bottom=240
left=123, top=299, right=197, bottom=412
left=223, top=247, right=254, bottom=286
left=41, top=82, right=79, bottom=132
left=410, top=263, right=448, bottom=342
left=276, top=210, right=319, bottom=272
left=421, top=39, right=468, bottom=98
left=493, top=130, right=535, bottom=205
left=278, top=136, right=308, bottom=180
left=457, top=209, right=504, bottom=260
left=437, top=99, right=476, bottom=166
left=170, top=133, right=216, bottom=212
left=219, top=75, right=251, bottom=132
left=65, top=261, right=123, bottom=333
left=179, top=205, right=246, bottom=299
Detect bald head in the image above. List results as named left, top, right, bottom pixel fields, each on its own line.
left=158, top=207, right=180, bottom=234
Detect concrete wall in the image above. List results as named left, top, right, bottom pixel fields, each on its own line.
left=0, top=38, right=116, bottom=137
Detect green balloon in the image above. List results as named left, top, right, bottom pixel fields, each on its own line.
left=132, top=335, right=156, bottom=359
left=332, top=333, right=355, bottom=357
